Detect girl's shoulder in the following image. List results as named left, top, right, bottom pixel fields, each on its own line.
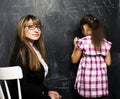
left=76, top=36, right=91, bottom=48
left=80, top=35, right=91, bottom=39
left=103, top=38, right=112, bottom=45
left=101, top=38, right=112, bottom=51
left=78, top=35, right=91, bottom=42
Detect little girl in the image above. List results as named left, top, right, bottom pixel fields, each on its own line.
left=71, top=14, right=112, bottom=99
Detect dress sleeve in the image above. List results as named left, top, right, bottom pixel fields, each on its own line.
left=103, top=39, right=112, bottom=55
left=76, top=38, right=84, bottom=50
left=105, top=39, right=112, bottom=51
left=99, top=39, right=112, bottom=56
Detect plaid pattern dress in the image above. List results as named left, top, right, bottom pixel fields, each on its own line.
left=74, top=35, right=112, bottom=98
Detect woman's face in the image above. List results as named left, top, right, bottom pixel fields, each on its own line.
left=24, top=19, right=41, bottom=43
left=82, top=24, right=92, bottom=36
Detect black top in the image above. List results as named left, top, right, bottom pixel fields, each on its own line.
left=8, top=43, right=51, bottom=99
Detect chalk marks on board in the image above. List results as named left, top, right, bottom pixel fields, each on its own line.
left=44, top=75, right=74, bottom=91
left=82, top=0, right=115, bottom=15
left=44, top=0, right=55, bottom=16
left=42, top=0, right=115, bottom=17
left=103, top=0, right=115, bottom=15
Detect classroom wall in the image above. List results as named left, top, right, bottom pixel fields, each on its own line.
left=0, top=0, right=119, bottom=99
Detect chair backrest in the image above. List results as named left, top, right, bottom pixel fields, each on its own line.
left=0, top=66, right=23, bottom=99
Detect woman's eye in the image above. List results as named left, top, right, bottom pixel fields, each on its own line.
left=28, top=25, right=34, bottom=28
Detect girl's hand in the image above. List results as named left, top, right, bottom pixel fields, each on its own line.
left=73, top=37, right=79, bottom=48
left=71, top=37, right=82, bottom=64
left=48, top=91, right=61, bottom=99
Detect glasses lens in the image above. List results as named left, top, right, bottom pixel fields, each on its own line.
left=27, top=25, right=41, bottom=31
left=28, top=25, right=35, bottom=30
left=36, top=25, right=41, bottom=30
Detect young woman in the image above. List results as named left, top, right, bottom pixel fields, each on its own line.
left=71, top=14, right=112, bottom=99
left=8, top=15, right=61, bottom=99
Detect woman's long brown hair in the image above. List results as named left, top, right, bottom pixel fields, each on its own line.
left=9, top=15, right=48, bottom=71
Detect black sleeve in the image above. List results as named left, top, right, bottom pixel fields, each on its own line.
left=20, top=66, right=51, bottom=99
left=9, top=79, right=51, bottom=99
left=21, top=81, right=51, bottom=99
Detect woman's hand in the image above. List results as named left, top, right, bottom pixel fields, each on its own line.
left=48, top=91, right=61, bottom=99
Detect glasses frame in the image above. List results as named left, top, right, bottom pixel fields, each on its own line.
left=26, top=24, right=42, bottom=31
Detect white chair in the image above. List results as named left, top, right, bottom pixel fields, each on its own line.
left=0, top=66, right=23, bottom=99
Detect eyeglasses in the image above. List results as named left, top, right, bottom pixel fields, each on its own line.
left=26, top=25, right=42, bottom=31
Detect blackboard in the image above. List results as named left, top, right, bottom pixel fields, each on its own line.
left=0, top=0, right=119, bottom=99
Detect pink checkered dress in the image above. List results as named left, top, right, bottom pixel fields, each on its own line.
left=74, top=35, right=112, bottom=98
